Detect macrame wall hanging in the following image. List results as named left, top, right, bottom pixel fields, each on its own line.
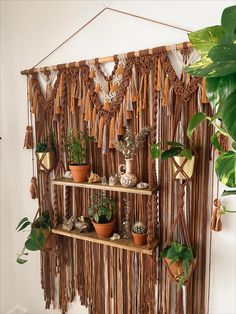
left=21, top=7, right=214, bottom=314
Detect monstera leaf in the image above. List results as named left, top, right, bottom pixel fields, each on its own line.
left=221, top=91, right=236, bottom=141
left=188, top=25, right=225, bottom=57
left=215, top=151, right=236, bottom=187
left=206, top=74, right=236, bottom=107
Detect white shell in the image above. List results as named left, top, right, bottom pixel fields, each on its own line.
left=137, top=182, right=149, bottom=189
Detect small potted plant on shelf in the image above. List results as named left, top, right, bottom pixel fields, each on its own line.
left=151, top=141, right=195, bottom=179
left=16, top=210, right=52, bottom=264
left=35, top=134, right=55, bottom=172
left=66, top=129, right=94, bottom=183
left=88, top=193, right=116, bottom=238
left=160, top=241, right=195, bottom=287
left=132, top=222, right=147, bottom=246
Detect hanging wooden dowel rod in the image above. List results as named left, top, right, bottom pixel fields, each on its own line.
left=20, top=41, right=193, bottom=75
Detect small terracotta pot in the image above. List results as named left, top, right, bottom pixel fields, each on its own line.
left=164, top=257, right=196, bottom=284
left=132, top=232, right=147, bottom=246
left=69, top=164, right=90, bottom=183
left=92, top=220, right=115, bottom=238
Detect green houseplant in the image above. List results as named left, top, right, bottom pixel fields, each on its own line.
left=161, top=241, right=195, bottom=287
left=88, top=194, right=116, bottom=238
left=151, top=141, right=195, bottom=179
left=185, top=5, right=236, bottom=191
left=132, top=222, right=147, bottom=246
left=16, top=210, right=52, bottom=264
left=66, top=129, right=94, bottom=183
left=35, top=134, right=55, bottom=172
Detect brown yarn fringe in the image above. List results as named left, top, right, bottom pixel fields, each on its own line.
left=201, top=78, right=209, bottom=104
left=162, top=75, right=169, bottom=106
left=30, top=176, right=38, bottom=199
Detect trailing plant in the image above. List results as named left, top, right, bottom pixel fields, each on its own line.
left=185, top=5, right=236, bottom=190
left=88, top=194, right=116, bottom=224
left=65, top=129, right=94, bottom=165
left=161, top=241, right=194, bottom=287
left=132, top=222, right=147, bottom=234
left=151, top=141, right=193, bottom=160
left=16, top=210, right=51, bottom=264
left=35, top=133, right=55, bottom=152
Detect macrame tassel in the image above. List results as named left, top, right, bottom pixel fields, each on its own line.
left=58, top=72, right=64, bottom=97
left=156, top=58, right=162, bottom=91
left=201, top=78, right=209, bottom=104
left=131, top=78, right=138, bottom=102
left=142, top=74, right=147, bottom=109
left=84, top=92, right=92, bottom=121
left=97, top=117, right=105, bottom=148
left=46, top=79, right=52, bottom=100
left=70, top=82, right=77, bottom=113
left=30, top=176, right=38, bottom=199
left=210, top=199, right=222, bottom=232
left=126, top=88, right=133, bottom=120
left=28, top=77, right=33, bottom=105
left=109, top=117, right=115, bottom=149
left=89, top=67, right=95, bottom=79
left=117, top=106, right=124, bottom=135
left=55, top=92, right=60, bottom=114
left=23, top=126, right=33, bottom=149
left=162, top=75, right=169, bottom=106
left=91, top=107, right=97, bottom=137
left=31, top=92, right=38, bottom=114
left=103, top=101, right=110, bottom=111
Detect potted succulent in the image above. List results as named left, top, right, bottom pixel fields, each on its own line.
left=160, top=241, right=195, bottom=287
left=35, top=134, right=55, bottom=172
left=151, top=141, right=195, bottom=179
left=16, top=210, right=52, bottom=264
left=88, top=193, right=116, bottom=238
left=66, top=129, right=94, bottom=183
left=132, top=222, right=147, bottom=246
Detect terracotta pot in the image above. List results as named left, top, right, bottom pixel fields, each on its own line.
left=69, top=164, right=90, bottom=183
left=36, top=152, right=54, bottom=172
left=172, top=156, right=195, bottom=180
left=164, top=257, right=196, bottom=284
left=92, top=219, right=115, bottom=238
left=132, top=232, right=147, bottom=246
left=42, top=229, right=53, bottom=251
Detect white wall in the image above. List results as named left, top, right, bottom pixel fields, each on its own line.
left=1, top=1, right=235, bottom=313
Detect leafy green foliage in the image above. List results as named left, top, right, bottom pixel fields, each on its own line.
left=185, top=5, right=236, bottom=188
left=35, top=133, right=55, bottom=152
left=88, top=194, right=116, bottom=224
left=161, top=241, right=194, bottom=288
left=215, top=151, right=236, bottom=187
left=66, top=129, right=94, bottom=165
left=16, top=210, right=51, bottom=264
left=221, top=190, right=236, bottom=197
left=151, top=142, right=192, bottom=160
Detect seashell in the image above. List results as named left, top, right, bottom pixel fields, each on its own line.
left=110, top=233, right=121, bottom=241
left=137, top=182, right=149, bottom=189
left=64, top=171, right=72, bottom=179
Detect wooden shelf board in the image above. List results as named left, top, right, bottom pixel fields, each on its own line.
left=52, top=226, right=158, bottom=255
left=52, top=178, right=158, bottom=195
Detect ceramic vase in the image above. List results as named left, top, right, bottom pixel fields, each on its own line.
left=119, top=159, right=137, bottom=188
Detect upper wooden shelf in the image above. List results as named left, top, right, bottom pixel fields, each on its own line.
left=52, top=226, right=158, bottom=255
left=52, top=178, right=158, bottom=196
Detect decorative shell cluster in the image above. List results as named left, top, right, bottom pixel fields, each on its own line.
left=132, top=222, right=147, bottom=234
left=114, top=125, right=152, bottom=159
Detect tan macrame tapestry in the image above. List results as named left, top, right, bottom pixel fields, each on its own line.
left=24, top=44, right=213, bottom=314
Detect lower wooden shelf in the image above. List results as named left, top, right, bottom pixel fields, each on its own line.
left=52, top=226, right=158, bottom=256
